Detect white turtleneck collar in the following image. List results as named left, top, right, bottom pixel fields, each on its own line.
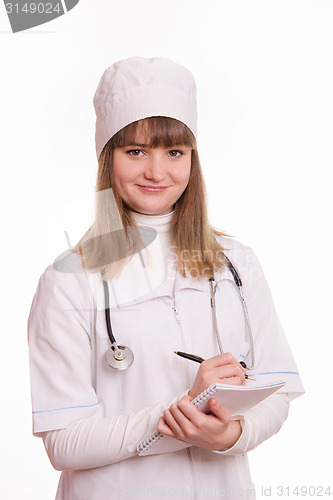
left=131, top=210, right=177, bottom=296
left=131, top=211, right=174, bottom=234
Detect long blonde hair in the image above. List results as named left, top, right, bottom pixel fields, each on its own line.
left=72, top=117, right=228, bottom=279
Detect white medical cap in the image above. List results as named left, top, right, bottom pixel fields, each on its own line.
left=93, top=57, right=198, bottom=159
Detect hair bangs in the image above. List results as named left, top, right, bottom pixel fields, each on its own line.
left=110, top=116, right=196, bottom=150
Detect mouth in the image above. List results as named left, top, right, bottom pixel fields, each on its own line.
left=137, top=185, right=168, bottom=193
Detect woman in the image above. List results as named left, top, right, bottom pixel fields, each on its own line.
left=28, top=57, right=304, bottom=500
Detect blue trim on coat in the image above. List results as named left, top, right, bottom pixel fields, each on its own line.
left=33, top=401, right=100, bottom=414
left=251, top=371, right=299, bottom=376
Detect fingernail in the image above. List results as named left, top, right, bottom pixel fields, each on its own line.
left=211, top=398, right=217, bottom=407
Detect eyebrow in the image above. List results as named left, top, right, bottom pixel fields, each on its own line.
left=124, top=143, right=186, bottom=148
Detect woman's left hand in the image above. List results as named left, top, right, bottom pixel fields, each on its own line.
left=156, top=395, right=242, bottom=451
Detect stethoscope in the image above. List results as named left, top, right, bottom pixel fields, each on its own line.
left=102, top=277, right=135, bottom=370
left=102, top=254, right=255, bottom=371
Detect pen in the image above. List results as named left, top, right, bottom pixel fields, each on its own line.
left=174, top=351, right=256, bottom=381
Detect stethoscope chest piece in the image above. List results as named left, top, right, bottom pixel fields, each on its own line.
left=105, top=346, right=134, bottom=370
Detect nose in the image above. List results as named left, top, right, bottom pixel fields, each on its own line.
left=144, top=153, right=166, bottom=182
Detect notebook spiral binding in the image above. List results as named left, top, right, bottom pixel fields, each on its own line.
left=192, top=385, right=216, bottom=406
left=138, top=430, right=163, bottom=453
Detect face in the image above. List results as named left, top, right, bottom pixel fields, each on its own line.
left=112, top=141, right=192, bottom=216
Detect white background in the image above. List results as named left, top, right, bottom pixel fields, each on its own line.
left=0, top=1, right=332, bottom=499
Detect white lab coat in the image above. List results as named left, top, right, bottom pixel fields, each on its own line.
left=28, top=235, right=304, bottom=500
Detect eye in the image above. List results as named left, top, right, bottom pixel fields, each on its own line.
left=168, top=150, right=183, bottom=158
left=126, top=149, right=144, bottom=157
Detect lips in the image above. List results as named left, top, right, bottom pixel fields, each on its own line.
left=137, top=185, right=168, bottom=193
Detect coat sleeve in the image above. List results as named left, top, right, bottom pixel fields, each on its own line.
left=28, top=264, right=104, bottom=433
left=41, top=390, right=188, bottom=471
left=216, top=243, right=304, bottom=455
left=28, top=263, right=188, bottom=469
left=214, top=392, right=290, bottom=456
left=225, top=243, right=305, bottom=397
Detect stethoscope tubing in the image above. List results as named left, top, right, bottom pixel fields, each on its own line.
left=209, top=278, right=224, bottom=354
left=210, top=275, right=255, bottom=370
left=102, top=253, right=255, bottom=370
left=102, top=279, right=117, bottom=347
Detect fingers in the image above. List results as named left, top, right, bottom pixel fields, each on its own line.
left=156, top=416, right=175, bottom=437
left=208, top=353, right=245, bottom=377
left=201, top=352, right=241, bottom=369
left=158, top=396, right=232, bottom=449
left=208, top=398, right=231, bottom=424
left=172, top=397, right=230, bottom=426
left=160, top=397, right=203, bottom=440
left=202, top=353, right=246, bottom=379
left=162, top=401, right=193, bottom=439
left=189, top=353, right=246, bottom=398
left=218, top=376, right=245, bottom=386
left=157, top=396, right=194, bottom=438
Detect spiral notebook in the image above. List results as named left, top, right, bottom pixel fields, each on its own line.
left=137, top=380, right=286, bottom=456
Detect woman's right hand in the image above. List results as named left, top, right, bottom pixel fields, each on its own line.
left=188, top=353, right=246, bottom=398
